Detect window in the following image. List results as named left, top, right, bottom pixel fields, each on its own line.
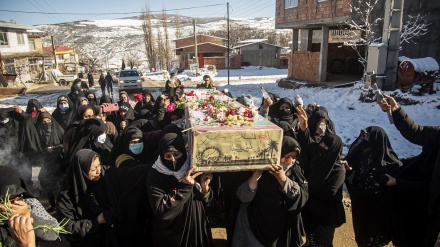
left=29, top=39, right=36, bottom=50
left=17, top=33, right=25, bottom=45
left=0, top=28, right=8, bottom=45
left=285, top=0, right=298, bottom=8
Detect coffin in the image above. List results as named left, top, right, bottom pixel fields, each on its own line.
left=184, top=89, right=283, bottom=172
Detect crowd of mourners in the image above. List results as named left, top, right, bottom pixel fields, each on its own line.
left=0, top=75, right=439, bottom=247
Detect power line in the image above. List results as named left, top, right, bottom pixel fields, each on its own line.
left=0, top=3, right=225, bottom=16
left=40, top=0, right=65, bottom=23
left=25, top=0, right=58, bottom=23
left=233, top=0, right=273, bottom=17
left=241, top=2, right=276, bottom=18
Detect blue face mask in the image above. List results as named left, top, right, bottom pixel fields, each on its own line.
left=95, top=133, right=107, bottom=145
left=129, top=142, right=144, bottom=155
left=59, top=104, right=69, bottom=111
left=0, top=118, right=10, bottom=125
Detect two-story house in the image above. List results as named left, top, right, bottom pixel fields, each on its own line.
left=42, top=45, right=79, bottom=72
left=275, top=0, right=440, bottom=88
left=0, top=20, right=49, bottom=83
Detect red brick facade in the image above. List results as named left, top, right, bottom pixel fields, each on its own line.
left=175, top=43, right=227, bottom=56
left=292, top=51, right=320, bottom=82
left=276, top=0, right=351, bottom=27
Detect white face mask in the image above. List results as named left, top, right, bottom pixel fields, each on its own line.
left=95, top=133, right=107, bottom=144
left=0, top=118, right=10, bottom=124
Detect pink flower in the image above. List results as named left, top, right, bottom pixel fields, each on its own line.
left=167, top=102, right=176, bottom=112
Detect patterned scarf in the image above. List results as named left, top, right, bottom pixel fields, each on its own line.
left=152, top=153, right=190, bottom=181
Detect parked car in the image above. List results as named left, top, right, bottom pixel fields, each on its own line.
left=46, top=69, right=77, bottom=86
left=117, top=69, right=142, bottom=91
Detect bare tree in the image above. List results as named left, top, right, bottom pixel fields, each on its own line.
left=400, top=14, right=430, bottom=46
left=174, top=13, right=183, bottom=40
left=340, top=0, right=382, bottom=71
left=340, top=0, right=431, bottom=72
left=141, top=4, right=157, bottom=71
left=162, top=8, right=171, bottom=71
left=125, top=50, right=142, bottom=69
left=156, top=26, right=164, bottom=70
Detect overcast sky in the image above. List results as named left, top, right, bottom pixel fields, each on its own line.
left=1, top=0, right=275, bottom=26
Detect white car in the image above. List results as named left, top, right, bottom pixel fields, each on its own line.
left=117, top=69, right=142, bottom=91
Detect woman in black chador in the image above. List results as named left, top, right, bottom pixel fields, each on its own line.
left=342, top=126, right=402, bottom=247
left=35, top=112, right=65, bottom=212
left=146, top=125, right=214, bottom=246
left=63, top=118, right=113, bottom=166
left=296, top=105, right=345, bottom=247
left=57, top=149, right=116, bottom=247
left=230, top=136, right=309, bottom=247
left=52, top=95, right=75, bottom=130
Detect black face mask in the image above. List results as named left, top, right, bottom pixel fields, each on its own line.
left=281, top=108, right=291, bottom=116
left=42, top=122, right=52, bottom=133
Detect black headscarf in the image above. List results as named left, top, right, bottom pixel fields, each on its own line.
left=63, top=118, right=110, bottom=165
left=159, top=132, right=187, bottom=171
left=100, top=94, right=113, bottom=104
left=110, top=126, right=145, bottom=166
left=247, top=136, right=308, bottom=246
left=345, top=126, right=402, bottom=180
left=0, top=166, right=35, bottom=198
left=36, top=112, right=64, bottom=149
left=52, top=95, right=75, bottom=130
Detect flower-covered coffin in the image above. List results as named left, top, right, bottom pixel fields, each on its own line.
left=184, top=89, right=283, bottom=172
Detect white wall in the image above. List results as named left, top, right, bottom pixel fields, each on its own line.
left=0, top=29, right=30, bottom=53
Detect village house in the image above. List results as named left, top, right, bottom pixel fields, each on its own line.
left=42, top=45, right=79, bottom=73
left=174, top=34, right=241, bottom=70
left=0, top=20, right=49, bottom=83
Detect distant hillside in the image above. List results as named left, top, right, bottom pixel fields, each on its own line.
left=35, top=14, right=288, bottom=69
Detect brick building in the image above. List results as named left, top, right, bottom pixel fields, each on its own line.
left=275, top=0, right=440, bottom=84
left=174, top=34, right=240, bottom=70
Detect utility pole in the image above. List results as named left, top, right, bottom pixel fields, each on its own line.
left=193, top=19, right=199, bottom=75
left=51, top=35, right=57, bottom=70
left=227, top=2, right=230, bottom=85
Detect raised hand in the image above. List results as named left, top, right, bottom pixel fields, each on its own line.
left=182, top=166, right=203, bottom=185
left=295, top=105, right=308, bottom=131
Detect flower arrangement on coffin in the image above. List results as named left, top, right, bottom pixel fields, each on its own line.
left=0, top=190, right=70, bottom=240
left=188, top=93, right=256, bottom=127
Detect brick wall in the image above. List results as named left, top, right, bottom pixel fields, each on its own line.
left=292, top=51, right=320, bottom=81
left=276, top=0, right=351, bottom=26
left=204, top=55, right=241, bottom=69
left=176, top=43, right=227, bottom=55
left=176, top=35, right=224, bottom=48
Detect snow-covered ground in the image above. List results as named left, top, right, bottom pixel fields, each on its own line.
left=1, top=66, right=439, bottom=159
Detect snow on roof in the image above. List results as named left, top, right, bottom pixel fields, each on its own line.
left=399, top=56, right=439, bottom=72
left=174, top=42, right=228, bottom=50
left=236, top=39, right=268, bottom=44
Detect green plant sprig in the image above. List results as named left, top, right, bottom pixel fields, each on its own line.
left=0, top=189, right=71, bottom=239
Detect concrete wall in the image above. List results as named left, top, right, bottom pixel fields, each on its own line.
left=239, top=43, right=281, bottom=67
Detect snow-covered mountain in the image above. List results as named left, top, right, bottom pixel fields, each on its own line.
left=35, top=15, right=282, bottom=68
